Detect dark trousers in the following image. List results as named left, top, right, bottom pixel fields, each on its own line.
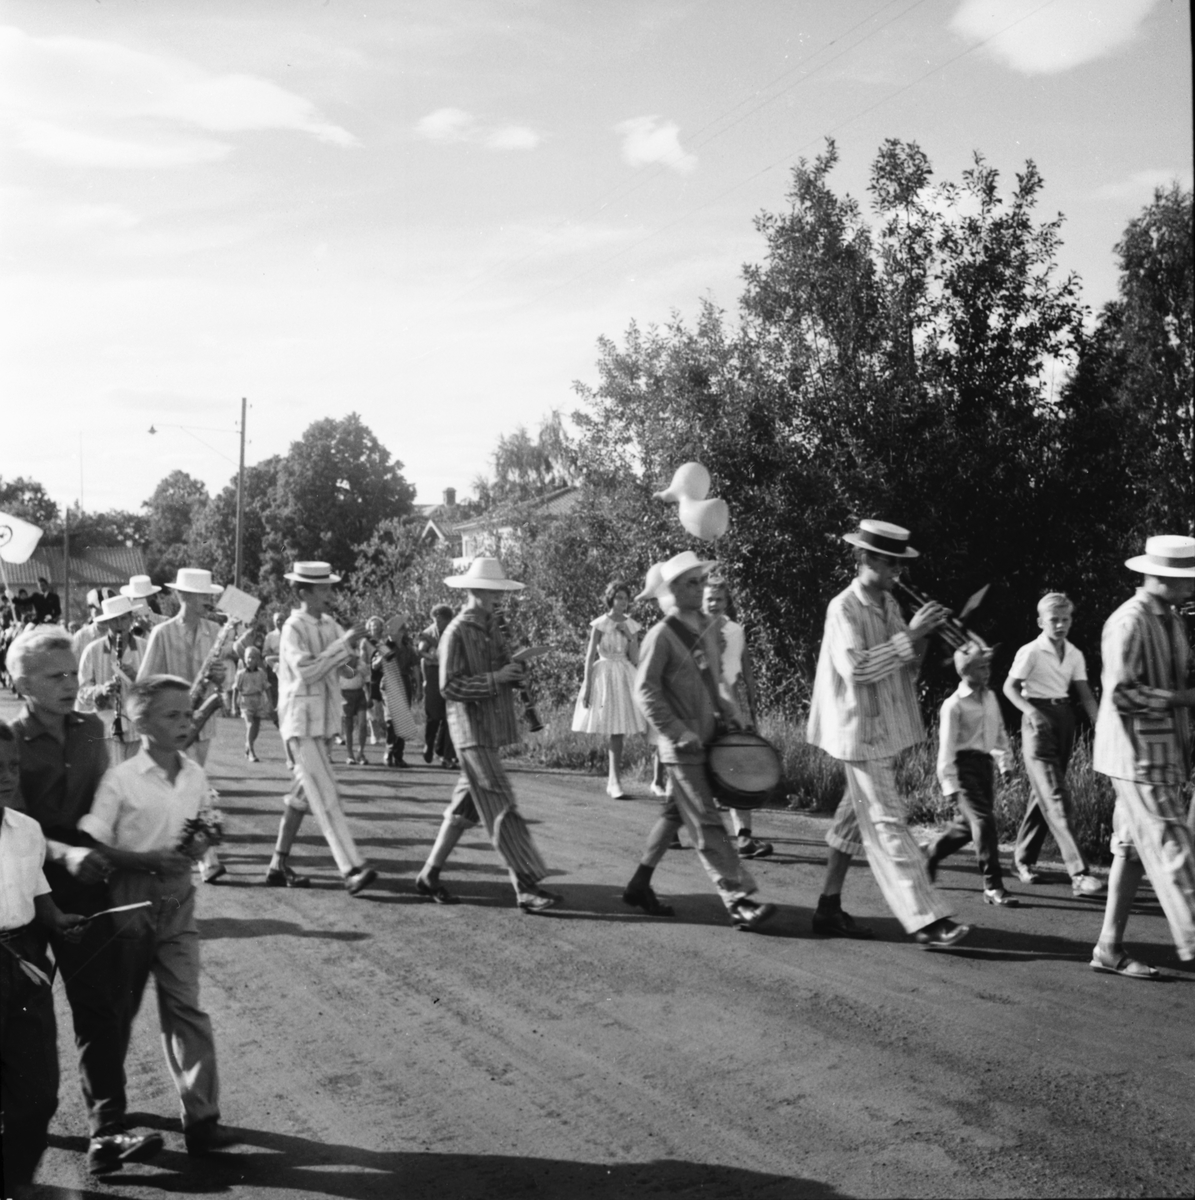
left=424, top=717, right=455, bottom=763
left=1015, top=701, right=1088, bottom=876
left=1, top=927, right=60, bottom=1189
left=385, top=723, right=407, bottom=765
left=928, top=750, right=1004, bottom=890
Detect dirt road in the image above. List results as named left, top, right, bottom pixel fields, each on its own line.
left=22, top=710, right=1194, bottom=1199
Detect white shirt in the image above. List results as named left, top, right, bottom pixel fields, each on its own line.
left=936, top=683, right=1013, bottom=795
left=0, top=807, right=52, bottom=931
left=80, top=749, right=209, bottom=853
left=277, top=610, right=349, bottom=740
left=77, top=633, right=143, bottom=740
left=719, top=619, right=745, bottom=687
left=1007, top=633, right=1087, bottom=700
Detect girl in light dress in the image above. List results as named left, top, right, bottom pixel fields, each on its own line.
left=572, top=580, right=647, bottom=798
left=703, top=577, right=773, bottom=859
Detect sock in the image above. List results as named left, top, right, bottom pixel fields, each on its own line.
left=628, top=864, right=655, bottom=891
left=817, top=892, right=841, bottom=914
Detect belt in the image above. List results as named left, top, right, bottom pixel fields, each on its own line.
left=1029, top=697, right=1071, bottom=707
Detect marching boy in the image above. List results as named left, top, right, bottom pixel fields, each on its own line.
left=1002, top=592, right=1104, bottom=897
left=0, top=720, right=87, bottom=1193
left=926, top=644, right=1018, bottom=905
left=233, top=645, right=270, bottom=763
left=79, top=676, right=238, bottom=1156
left=264, top=562, right=377, bottom=894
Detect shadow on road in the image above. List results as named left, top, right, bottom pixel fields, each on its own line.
left=41, top=1120, right=846, bottom=1200
left=196, top=918, right=372, bottom=942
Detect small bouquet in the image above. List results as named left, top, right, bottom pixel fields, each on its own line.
left=177, top=806, right=225, bottom=861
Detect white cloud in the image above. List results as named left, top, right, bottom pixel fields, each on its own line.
left=415, top=107, right=477, bottom=143
left=1094, top=167, right=1194, bottom=201
left=0, top=24, right=357, bottom=168
left=486, top=125, right=541, bottom=151
left=615, top=115, right=697, bottom=174
left=950, top=0, right=1157, bottom=75
left=415, top=107, right=542, bottom=151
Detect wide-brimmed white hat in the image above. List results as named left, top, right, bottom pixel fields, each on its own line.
left=283, top=561, right=342, bottom=585
left=842, top=519, right=920, bottom=560
left=166, top=568, right=224, bottom=594
left=120, top=574, right=161, bottom=599
left=95, top=595, right=136, bottom=623
left=658, top=551, right=717, bottom=589
left=1125, top=535, right=1195, bottom=578
left=443, top=557, right=524, bottom=591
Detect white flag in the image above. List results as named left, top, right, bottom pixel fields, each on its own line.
left=0, top=511, right=43, bottom=564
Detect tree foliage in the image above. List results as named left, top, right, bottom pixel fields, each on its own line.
left=186, top=456, right=282, bottom=587
left=0, top=476, right=59, bottom=526
left=142, top=471, right=210, bottom=582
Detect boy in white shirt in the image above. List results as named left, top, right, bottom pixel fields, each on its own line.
left=80, top=676, right=238, bottom=1158
left=1002, top=593, right=1104, bottom=897
left=926, top=644, right=1017, bottom=905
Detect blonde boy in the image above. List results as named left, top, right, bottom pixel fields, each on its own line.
left=79, top=676, right=237, bottom=1157
left=1002, top=593, right=1103, bottom=896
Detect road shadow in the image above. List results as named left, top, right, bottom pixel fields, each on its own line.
left=196, top=918, right=371, bottom=941
left=60, top=1121, right=844, bottom=1199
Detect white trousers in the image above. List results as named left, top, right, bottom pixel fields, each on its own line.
left=828, top=757, right=951, bottom=933
left=284, top=737, right=365, bottom=876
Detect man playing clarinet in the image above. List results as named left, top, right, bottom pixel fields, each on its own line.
left=807, top=520, right=970, bottom=948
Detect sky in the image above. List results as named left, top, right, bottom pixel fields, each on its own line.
left=1, top=0, right=1191, bottom=520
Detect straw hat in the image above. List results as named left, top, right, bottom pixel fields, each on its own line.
left=1124, top=535, right=1195, bottom=577
left=283, top=561, right=342, bottom=585
left=165, top=568, right=224, bottom=594
left=842, top=519, right=920, bottom=560
left=120, top=574, right=161, bottom=598
left=658, top=551, right=718, bottom=588
left=443, top=557, right=524, bottom=591
left=95, top=595, right=136, bottom=623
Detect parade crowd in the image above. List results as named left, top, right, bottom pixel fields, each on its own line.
left=1, top=520, right=1193, bottom=1194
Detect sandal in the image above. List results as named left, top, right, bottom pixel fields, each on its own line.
left=1090, top=948, right=1159, bottom=980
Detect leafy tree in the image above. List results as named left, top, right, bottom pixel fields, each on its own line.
left=259, top=414, right=415, bottom=597
left=342, top=519, right=457, bottom=627
left=186, top=456, right=282, bottom=587
left=47, top=505, right=149, bottom=548
left=0, top=476, right=59, bottom=526
left=474, top=411, right=576, bottom=508
left=142, top=471, right=209, bottom=582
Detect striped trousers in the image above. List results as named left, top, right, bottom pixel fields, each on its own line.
left=1109, top=778, right=1195, bottom=961
left=827, top=756, right=951, bottom=933
left=284, top=737, right=366, bottom=876
left=445, top=746, right=547, bottom=886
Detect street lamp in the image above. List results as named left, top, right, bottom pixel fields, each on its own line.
left=148, top=398, right=248, bottom=588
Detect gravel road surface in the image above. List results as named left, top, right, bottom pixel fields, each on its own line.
left=18, top=708, right=1194, bottom=1200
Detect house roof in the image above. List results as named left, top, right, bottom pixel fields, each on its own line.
left=1, top=545, right=147, bottom=590
left=452, top=485, right=581, bottom=535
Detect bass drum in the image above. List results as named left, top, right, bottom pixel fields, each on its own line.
left=706, top=730, right=782, bottom=810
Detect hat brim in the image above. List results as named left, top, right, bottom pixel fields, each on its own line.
left=442, top=576, right=524, bottom=590
left=842, top=533, right=920, bottom=559
left=95, top=611, right=133, bottom=623
left=659, top=558, right=718, bottom=588
left=120, top=585, right=161, bottom=597
left=1124, top=555, right=1195, bottom=577
left=283, top=573, right=342, bottom=584
left=167, top=582, right=225, bottom=594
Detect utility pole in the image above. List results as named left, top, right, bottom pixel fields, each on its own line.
left=234, top=396, right=247, bottom=590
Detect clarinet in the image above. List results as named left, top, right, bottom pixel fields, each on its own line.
left=111, top=631, right=125, bottom=742
left=493, top=609, right=544, bottom=733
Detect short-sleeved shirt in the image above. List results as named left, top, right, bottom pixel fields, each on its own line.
left=1007, top=633, right=1087, bottom=700
left=81, top=749, right=209, bottom=853
left=0, top=806, right=52, bottom=931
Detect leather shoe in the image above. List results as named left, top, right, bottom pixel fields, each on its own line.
left=728, top=899, right=778, bottom=932
left=811, top=907, right=874, bottom=939
left=184, top=1120, right=240, bottom=1156
left=517, top=888, right=562, bottom=913
left=621, top=886, right=675, bottom=917
left=415, top=874, right=457, bottom=904
left=201, top=864, right=227, bottom=884
left=344, top=866, right=378, bottom=896
left=265, top=861, right=310, bottom=888
left=914, top=918, right=972, bottom=948
left=87, top=1130, right=164, bottom=1175
left=983, top=888, right=1019, bottom=907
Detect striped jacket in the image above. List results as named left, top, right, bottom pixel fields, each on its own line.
left=1093, top=589, right=1191, bottom=785
left=806, top=578, right=926, bottom=762
left=441, top=608, right=519, bottom=749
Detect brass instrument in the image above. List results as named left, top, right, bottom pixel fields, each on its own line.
left=493, top=608, right=544, bottom=732
left=184, top=617, right=242, bottom=748
left=893, top=580, right=991, bottom=653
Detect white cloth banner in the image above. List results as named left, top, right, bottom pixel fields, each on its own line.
left=0, top=511, right=43, bottom=564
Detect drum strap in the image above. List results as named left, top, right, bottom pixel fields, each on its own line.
left=665, top=616, right=725, bottom=719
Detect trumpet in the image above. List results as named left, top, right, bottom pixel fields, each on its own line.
left=893, top=580, right=990, bottom=653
